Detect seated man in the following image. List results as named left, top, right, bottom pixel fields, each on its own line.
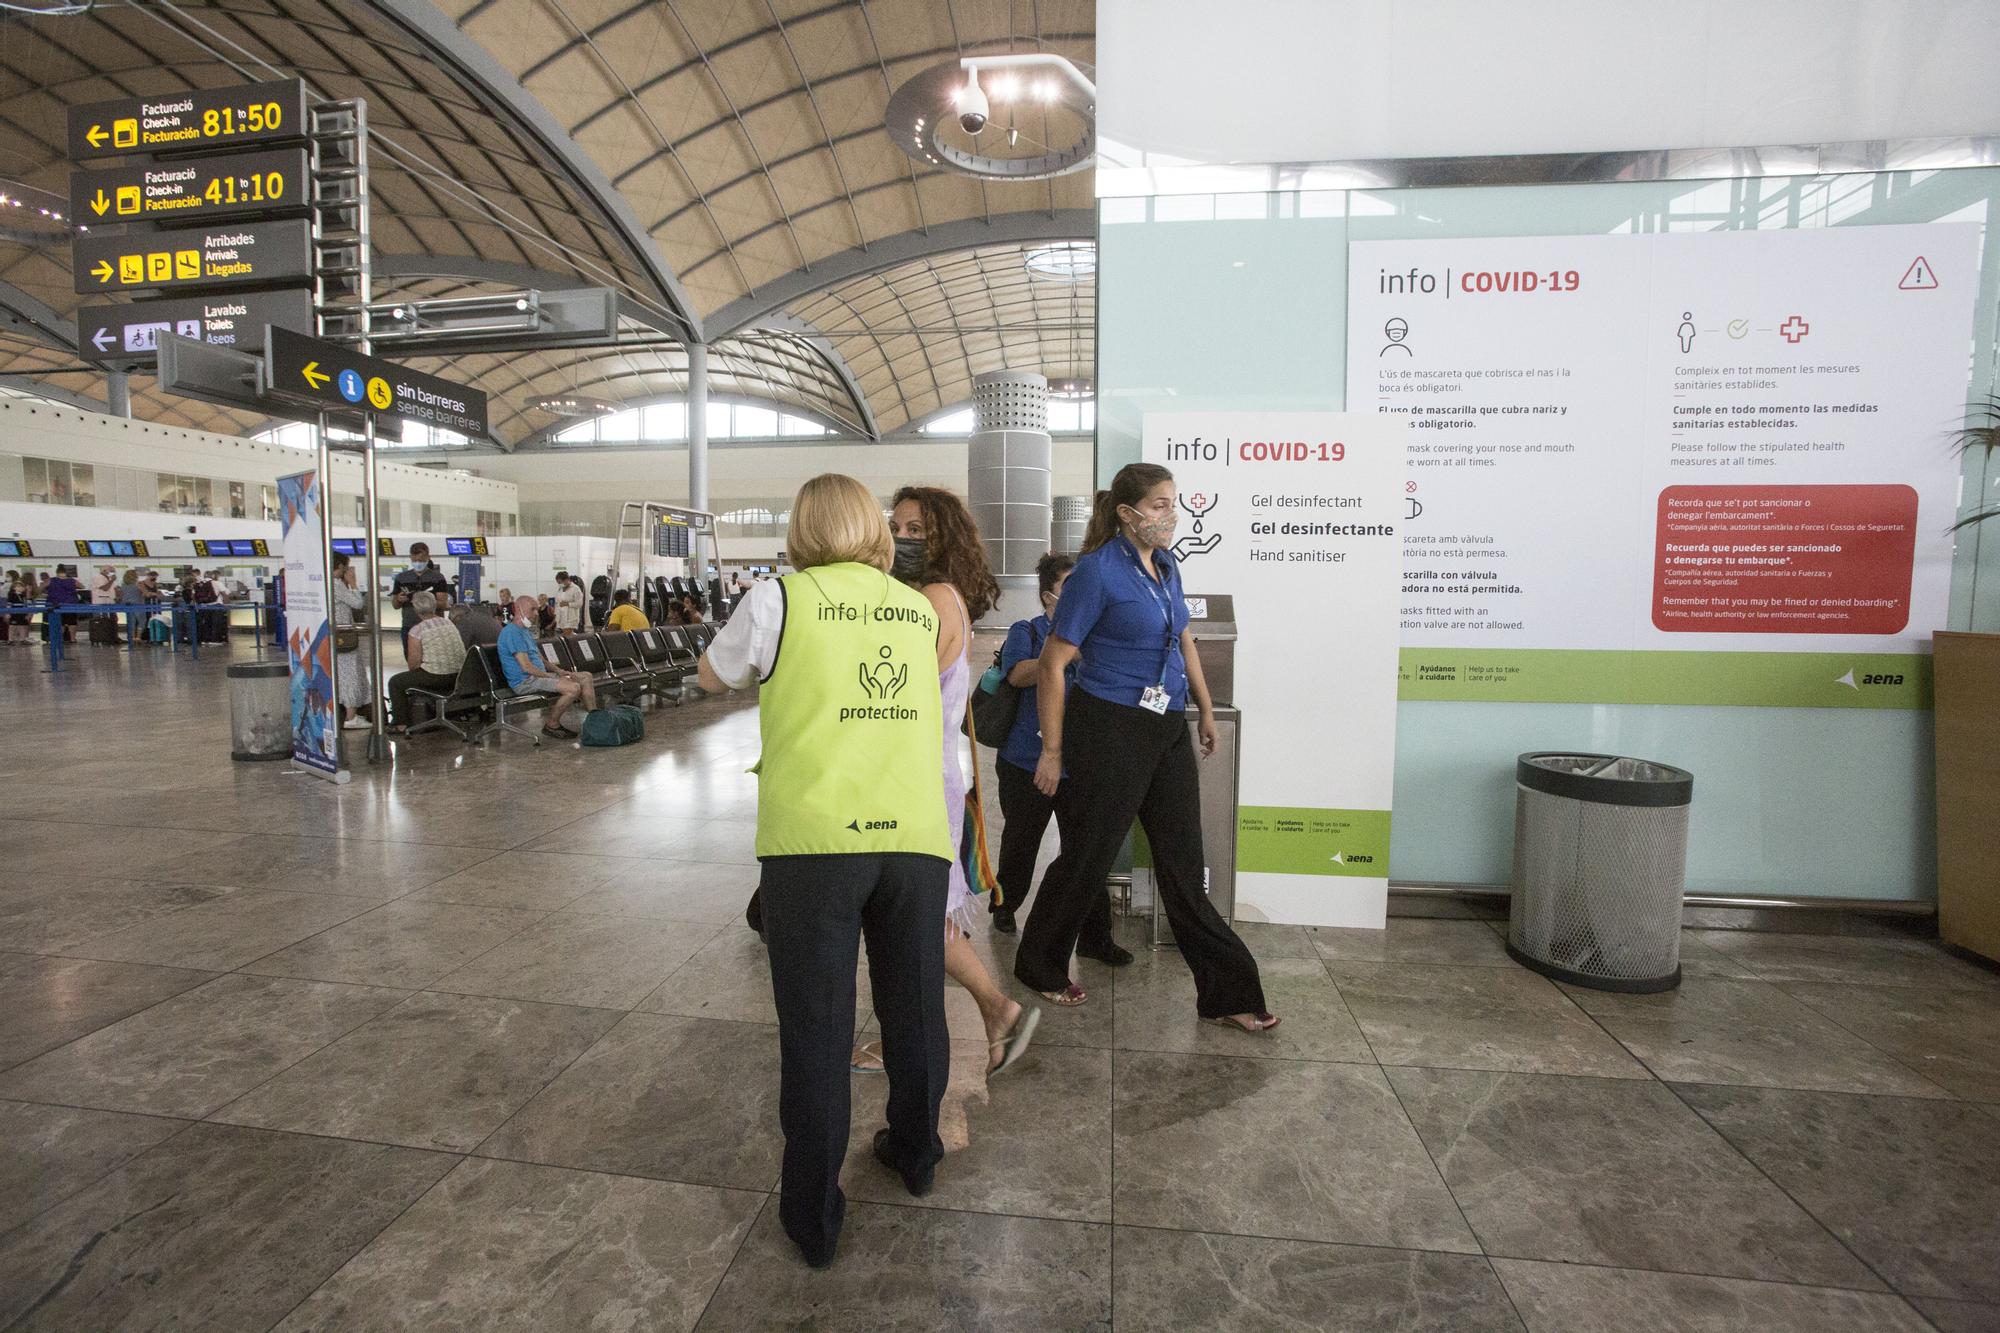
left=499, top=594, right=597, bottom=739
left=386, top=591, right=466, bottom=732
left=604, top=588, right=650, bottom=632
left=449, top=600, right=504, bottom=648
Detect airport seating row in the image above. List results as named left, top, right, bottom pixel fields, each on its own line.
left=408, top=624, right=721, bottom=747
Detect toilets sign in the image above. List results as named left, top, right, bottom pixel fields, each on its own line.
left=1145, top=411, right=1408, bottom=929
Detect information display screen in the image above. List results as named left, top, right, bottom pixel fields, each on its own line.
left=654, top=520, right=691, bottom=558
left=0, top=540, right=27, bottom=558
left=443, top=537, right=488, bottom=556
left=111, top=540, right=136, bottom=556
left=331, top=538, right=364, bottom=556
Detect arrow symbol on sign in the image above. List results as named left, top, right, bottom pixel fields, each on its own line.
left=91, top=327, right=115, bottom=352
left=91, top=260, right=113, bottom=283
left=86, top=125, right=108, bottom=148
left=90, top=190, right=109, bottom=217
left=301, top=361, right=330, bottom=390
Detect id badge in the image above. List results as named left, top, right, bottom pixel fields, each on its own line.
left=1138, top=684, right=1170, bottom=715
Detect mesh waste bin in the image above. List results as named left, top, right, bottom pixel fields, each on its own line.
left=1508, top=752, right=1693, bottom=993
left=227, top=660, right=292, bottom=762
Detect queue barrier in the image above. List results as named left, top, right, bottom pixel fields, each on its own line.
left=19, top=601, right=277, bottom=674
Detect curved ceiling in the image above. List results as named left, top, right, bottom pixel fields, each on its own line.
left=0, top=0, right=1094, bottom=444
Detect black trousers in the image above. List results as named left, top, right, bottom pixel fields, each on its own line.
left=993, top=759, right=1116, bottom=950
left=760, top=852, right=950, bottom=1260
left=387, top=668, right=457, bottom=726
left=1014, top=690, right=1266, bottom=1017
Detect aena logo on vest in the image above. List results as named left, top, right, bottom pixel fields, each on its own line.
left=840, top=644, right=921, bottom=725
left=847, top=818, right=899, bottom=833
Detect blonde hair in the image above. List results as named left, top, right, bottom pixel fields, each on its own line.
left=787, top=473, right=893, bottom=571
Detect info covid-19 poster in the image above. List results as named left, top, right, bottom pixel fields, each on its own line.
left=277, top=468, right=340, bottom=779
left=1144, top=411, right=1407, bottom=928
left=1345, top=222, right=1979, bottom=709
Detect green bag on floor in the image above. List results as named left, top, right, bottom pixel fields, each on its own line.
left=579, top=704, right=645, bottom=747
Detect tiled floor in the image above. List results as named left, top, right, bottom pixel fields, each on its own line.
left=3, top=641, right=1998, bottom=1331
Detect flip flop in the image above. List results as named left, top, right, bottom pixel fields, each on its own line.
left=1038, top=983, right=1087, bottom=1007
left=987, top=1007, right=1041, bottom=1078
left=1205, top=1013, right=1281, bottom=1033
left=850, top=1041, right=885, bottom=1074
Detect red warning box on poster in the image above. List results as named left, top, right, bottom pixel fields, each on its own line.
left=1653, top=484, right=1917, bottom=634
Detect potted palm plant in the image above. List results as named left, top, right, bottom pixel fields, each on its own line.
left=1936, top=402, right=2000, bottom=964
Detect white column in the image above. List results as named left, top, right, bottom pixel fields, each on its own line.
left=1052, top=494, right=1091, bottom=554
left=966, top=370, right=1053, bottom=623
left=104, top=369, right=131, bottom=418
left=687, top=341, right=709, bottom=571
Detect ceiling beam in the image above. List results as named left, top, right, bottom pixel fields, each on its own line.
left=371, top=253, right=685, bottom=338
left=704, top=211, right=1094, bottom=341
left=0, top=280, right=76, bottom=354
left=746, top=313, right=880, bottom=442
left=359, top=0, right=707, bottom=343
left=0, top=372, right=105, bottom=412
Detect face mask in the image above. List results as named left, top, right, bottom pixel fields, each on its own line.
left=891, top=537, right=927, bottom=580
left=1121, top=506, right=1177, bottom=549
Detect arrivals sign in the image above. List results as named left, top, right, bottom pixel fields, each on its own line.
left=68, top=79, right=306, bottom=160
left=70, top=149, right=308, bottom=224
left=1145, top=411, right=1407, bottom=929
left=73, top=219, right=312, bottom=295
left=1345, top=222, right=1980, bottom=710
left=266, top=327, right=489, bottom=437
left=77, top=289, right=312, bottom=363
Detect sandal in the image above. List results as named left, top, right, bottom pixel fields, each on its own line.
left=1205, top=1013, right=1281, bottom=1033
left=1038, top=983, right=1088, bottom=1007
left=850, top=1041, right=885, bottom=1074
left=541, top=724, right=577, bottom=739
left=987, top=1007, right=1041, bottom=1077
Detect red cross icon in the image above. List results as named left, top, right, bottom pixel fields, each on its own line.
left=1779, top=315, right=1810, bottom=343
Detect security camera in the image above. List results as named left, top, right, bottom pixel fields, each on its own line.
left=956, top=70, right=989, bottom=135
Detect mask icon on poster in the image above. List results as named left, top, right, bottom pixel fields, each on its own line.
left=1677, top=312, right=1697, bottom=354
left=1381, top=317, right=1412, bottom=357
left=859, top=645, right=909, bottom=700
left=1173, top=491, right=1222, bottom=562
left=1406, top=497, right=1424, bottom=521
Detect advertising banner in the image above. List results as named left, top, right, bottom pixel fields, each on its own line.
left=277, top=469, right=339, bottom=778
left=1346, top=223, right=1979, bottom=709
left=1144, top=411, right=1407, bottom=928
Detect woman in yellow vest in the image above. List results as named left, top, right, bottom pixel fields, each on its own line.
left=697, top=473, right=954, bottom=1269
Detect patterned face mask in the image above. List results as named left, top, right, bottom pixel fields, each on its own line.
left=1121, top=506, right=1177, bottom=548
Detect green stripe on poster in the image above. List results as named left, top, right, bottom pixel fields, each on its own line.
left=1396, top=649, right=1931, bottom=709
left=1236, top=807, right=1392, bottom=877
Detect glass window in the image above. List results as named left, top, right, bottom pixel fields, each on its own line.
left=642, top=402, right=686, bottom=439
left=922, top=407, right=976, bottom=436
left=780, top=412, right=827, bottom=436
left=192, top=478, right=213, bottom=515
left=24, top=457, right=49, bottom=503
left=734, top=404, right=777, bottom=438
left=555, top=420, right=596, bottom=444
left=707, top=401, right=733, bottom=439
left=176, top=475, right=197, bottom=514
left=420, top=503, right=433, bottom=530
left=70, top=463, right=94, bottom=507
left=1047, top=400, right=1081, bottom=432
left=600, top=409, right=641, bottom=441
left=353, top=495, right=366, bottom=525
left=48, top=460, right=73, bottom=504
left=158, top=474, right=177, bottom=512
left=227, top=481, right=246, bottom=518
left=262, top=484, right=279, bottom=520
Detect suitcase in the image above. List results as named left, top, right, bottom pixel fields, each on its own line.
left=89, top=614, right=120, bottom=645
left=579, top=704, right=645, bottom=747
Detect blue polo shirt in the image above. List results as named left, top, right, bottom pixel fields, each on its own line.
left=1050, top=536, right=1190, bottom=711
left=997, top=614, right=1075, bottom=771
left=495, top=622, right=543, bottom=690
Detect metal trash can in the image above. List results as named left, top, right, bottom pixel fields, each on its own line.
left=1508, top=752, right=1693, bottom=993
left=226, top=660, right=292, bottom=762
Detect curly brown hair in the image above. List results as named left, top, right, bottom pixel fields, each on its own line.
left=890, top=485, right=1000, bottom=620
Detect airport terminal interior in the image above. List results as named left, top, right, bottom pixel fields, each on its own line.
left=4, top=2, right=2000, bottom=1330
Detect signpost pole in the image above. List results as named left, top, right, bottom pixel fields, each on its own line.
left=316, top=409, right=346, bottom=781
left=104, top=369, right=130, bottom=418
left=349, top=100, right=389, bottom=763
left=688, top=342, right=710, bottom=579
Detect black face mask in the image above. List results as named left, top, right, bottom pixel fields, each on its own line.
left=891, top=537, right=927, bottom=580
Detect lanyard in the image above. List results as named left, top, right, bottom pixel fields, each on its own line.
left=1119, top=537, right=1178, bottom=687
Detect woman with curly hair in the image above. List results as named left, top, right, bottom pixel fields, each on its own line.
left=877, top=484, right=1040, bottom=1076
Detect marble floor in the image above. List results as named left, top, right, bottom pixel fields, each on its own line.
left=3, top=640, right=1998, bottom=1331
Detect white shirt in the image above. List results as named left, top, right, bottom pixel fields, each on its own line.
left=553, top=582, right=585, bottom=630
left=704, top=579, right=785, bottom=689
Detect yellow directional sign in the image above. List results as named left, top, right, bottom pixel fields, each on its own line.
left=301, top=361, right=329, bottom=390
left=266, top=328, right=489, bottom=438
left=69, top=150, right=308, bottom=225
left=68, top=80, right=306, bottom=161
left=73, top=220, right=312, bottom=297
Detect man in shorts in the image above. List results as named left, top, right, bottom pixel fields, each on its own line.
left=498, top=594, right=597, bottom=739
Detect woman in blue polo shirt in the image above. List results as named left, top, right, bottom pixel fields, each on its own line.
left=1013, top=463, right=1275, bottom=1031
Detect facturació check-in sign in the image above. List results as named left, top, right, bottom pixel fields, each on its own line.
left=67, top=79, right=307, bottom=160
left=264, top=326, right=489, bottom=438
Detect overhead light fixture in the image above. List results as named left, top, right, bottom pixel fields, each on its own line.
left=527, top=394, right=618, bottom=419
left=885, top=53, right=1094, bottom=181
left=1048, top=377, right=1093, bottom=399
